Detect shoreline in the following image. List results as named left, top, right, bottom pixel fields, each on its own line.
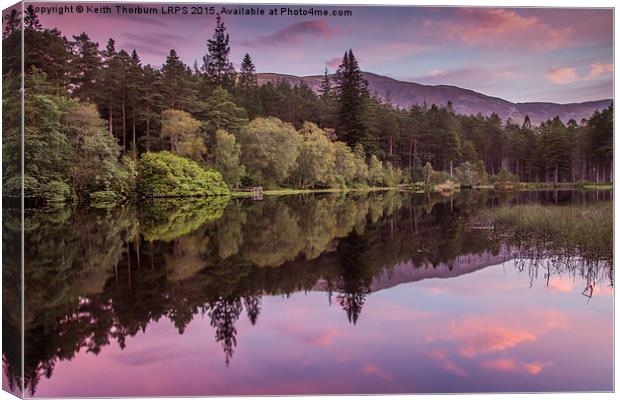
left=230, top=186, right=404, bottom=198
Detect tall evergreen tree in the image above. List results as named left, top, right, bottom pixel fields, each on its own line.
left=319, top=67, right=332, bottom=100
left=3, top=9, right=21, bottom=38
left=540, top=117, right=572, bottom=182
left=238, top=53, right=257, bottom=88
left=24, top=5, right=42, bottom=31
left=333, top=49, right=370, bottom=148
left=101, top=38, right=120, bottom=135
left=317, top=68, right=335, bottom=128
left=236, top=53, right=259, bottom=117
left=127, top=50, right=144, bottom=157
left=116, top=49, right=131, bottom=152
left=203, top=15, right=236, bottom=91
left=202, top=86, right=248, bottom=137
left=586, top=104, right=613, bottom=182
left=161, top=49, right=196, bottom=111
left=140, top=65, right=164, bottom=152
left=70, top=33, right=101, bottom=102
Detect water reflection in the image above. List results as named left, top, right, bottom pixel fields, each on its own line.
left=2, top=190, right=613, bottom=395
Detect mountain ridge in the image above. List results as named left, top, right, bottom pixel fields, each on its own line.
left=256, top=71, right=612, bottom=125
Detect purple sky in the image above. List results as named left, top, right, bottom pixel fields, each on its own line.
left=27, top=3, right=614, bottom=103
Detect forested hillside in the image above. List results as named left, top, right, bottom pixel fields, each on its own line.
left=256, top=72, right=612, bottom=125
left=2, top=7, right=613, bottom=205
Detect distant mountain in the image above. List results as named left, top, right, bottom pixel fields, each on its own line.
left=257, top=72, right=612, bottom=125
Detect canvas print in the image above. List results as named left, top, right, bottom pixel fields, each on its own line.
left=1, top=2, right=614, bottom=397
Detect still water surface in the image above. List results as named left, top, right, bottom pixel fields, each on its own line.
left=3, top=190, right=613, bottom=396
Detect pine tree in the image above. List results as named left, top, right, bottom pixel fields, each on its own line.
left=101, top=38, right=120, bottom=135
left=127, top=50, right=144, bottom=157
left=236, top=53, right=260, bottom=117
left=116, top=49, right=131, bottom=152
left=70, top=33, right=102, bottom=103
left=3, top=9, right=21, bottom=38
left=586, top=105, right=613, bottom=182
left=540, top=117, right=572, bottom=182
left=333, top=49, right=369, bottom=148
left=161, top=49, right=196, bottom=111
left=140, top=65, right=164, bottom=152
left=319, top=67, right=332, bottom=100
left=203, top=14, right=236, bottom=91
left=238, top=53, right=257, bottom=88
left=24, top=5, right=42, bottom=31
left=202, top=86, right=248, bottom=137
left=317, top=68, right=335, bottom=128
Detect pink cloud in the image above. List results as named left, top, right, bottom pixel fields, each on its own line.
left=480, top=358, right=549, bottom=375
left=307, top=328, right=343, bottom=347
left=243, top=20, right=334, bottom=47
left=430, top=8, right=571, bottom=50
left=456, top=324, right=536, bottom=358
left=425, top=349, right=468, bottom=377
left=361, top=363, right=394, bottom=382
left=588, top=63, right=613, bottom=78
left=523, top=362, right=546, bottom=375
left=276, top=322, right=343, bottom=348
left=546, top=67, right=579, bottom=84
left=480, top=358, right=519, bottom=371
left=546, top=63, right=613, bottom=85
left=441, top=310, right=569, bottom=358
left=325, top=57, right=341, bottom=69
left=427, top=69, right=444, bottom=77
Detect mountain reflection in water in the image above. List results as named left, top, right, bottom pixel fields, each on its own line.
left=2, top=189, right=613, bottom=396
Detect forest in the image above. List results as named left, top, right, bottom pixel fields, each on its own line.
left=2, top=7, right=614, bottom=205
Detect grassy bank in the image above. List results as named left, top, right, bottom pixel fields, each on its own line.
left=231, top=186, right=402, bottom=198
left=481, top=202, right=612, bottom=260
left=495, top=181, right=613, bottom=191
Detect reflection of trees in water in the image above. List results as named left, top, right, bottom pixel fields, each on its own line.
left=481, top=199, right=613, bottom=299
left=336, top=290, right=369, bottom=325
left=244, top=295, right=261, bottom=325
left=3, top=190, right=612, bottom=394
left=204, top=294, right=261, bottom=365
left=514, top=246, right=613, bottom=300
left=208, top=297, right=243, bottom=366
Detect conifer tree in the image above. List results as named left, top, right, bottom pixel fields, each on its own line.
left=319, top=67, right=332, bottom=100
left=24, top=5, right=42, bottom=30
left=236, top=53, right=260, bottom=117
left=334, top=49, right=370, bottom=148
left=127, top=50, right=144, bottom=157
left=317, top=68, right=336, bottom=128
left=101, top=38, right=120, bottom=135
left=116, top=49, right=131, bottom=152
left=238, top=53, right=257, bottom=88
left=3, top=9, right=21, bottom=38
left=443, top=128, right=462, bottom=175
left=203, top=14, right=236, bottom=91
left=161, top=49, right=196, bottom=111
left=202, top=86, right=248, bottom=137
left=140, top=65, right=163, bottom=152
left=70, top=33, right=102, bottom=103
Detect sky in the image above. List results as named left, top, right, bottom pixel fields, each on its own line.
left=25, top=3, right=614, bottom=103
